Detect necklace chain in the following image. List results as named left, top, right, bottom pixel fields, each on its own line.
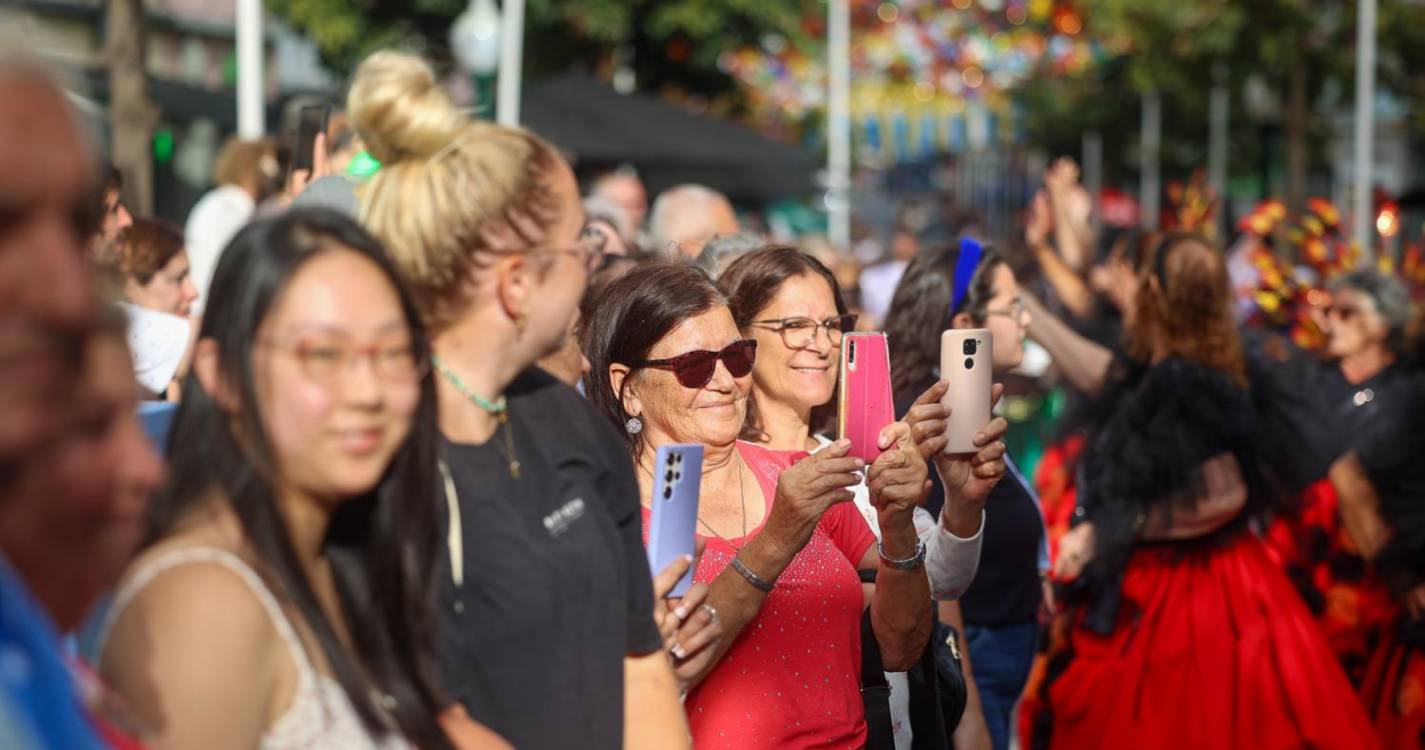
left=432, top=355, right=520, bottom=478
left=694, top=456, right=748, bottom=550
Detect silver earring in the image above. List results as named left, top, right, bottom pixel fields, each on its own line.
left=625, top=416, right=643, bottom=435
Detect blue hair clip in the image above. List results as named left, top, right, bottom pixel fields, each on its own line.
left=950, top=237, right=984, bottom=316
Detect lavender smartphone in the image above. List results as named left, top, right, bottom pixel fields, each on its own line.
left=647, top=443, right=704, bottom=597
left=940, top=329, right=992, bottom=454
left=838, top=332, right=896, bottom=463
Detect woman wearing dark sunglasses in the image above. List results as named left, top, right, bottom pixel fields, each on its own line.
left=583, top=263, right=934, bottom=750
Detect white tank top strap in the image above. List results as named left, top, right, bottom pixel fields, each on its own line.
left=100, top=546, right=412, bottom=749
left=99, top=546, right=318, bottom=687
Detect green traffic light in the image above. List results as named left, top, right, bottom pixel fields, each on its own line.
left=153, top=128, right=175, bottom=163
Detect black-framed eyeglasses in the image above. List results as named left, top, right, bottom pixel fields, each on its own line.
left=748, top=314, right=858, bottom=349
left=633, top=339, right=758, bottom=389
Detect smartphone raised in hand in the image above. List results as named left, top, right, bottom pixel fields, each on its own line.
left=940, top=329, right=992, bottom=454
left=838, top=332, right=895, bottom=463
left=647, top=443, right=704, bottom=598
left=292, top=105, right=330, bottom=175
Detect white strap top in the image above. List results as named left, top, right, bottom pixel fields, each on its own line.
left=99, top=547, right=411, bottom=750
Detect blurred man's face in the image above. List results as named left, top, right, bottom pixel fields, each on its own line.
left=669, top=197, right=740, bottom=260
left=88, top=186, right=132, bottom=264
left=0, top=70, right=97, bottom=460
left=890, top=231, right=918, bottom=262
left=597, top=174, right=648, bottom=232
left=1, top=333, right=163, bottom=631
left=101, top=187, right=132, bottom=243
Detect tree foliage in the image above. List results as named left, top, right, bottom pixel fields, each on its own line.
left=265, top=0, right=816, bottom=94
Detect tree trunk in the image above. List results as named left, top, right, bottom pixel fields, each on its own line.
left=107, top=0, right=157, bottom=216
left=1284, top=64, right=1309, bottom=220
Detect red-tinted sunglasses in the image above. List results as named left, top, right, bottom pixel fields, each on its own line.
left=635, top=339, right=758, bottom=389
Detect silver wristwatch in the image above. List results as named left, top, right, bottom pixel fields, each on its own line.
left=877, top=539, right=927, bottom=570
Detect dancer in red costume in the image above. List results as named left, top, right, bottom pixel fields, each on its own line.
left=1331, top=374, right=1425, bottom=749
left=1033, top=233, right=1378, bottom=750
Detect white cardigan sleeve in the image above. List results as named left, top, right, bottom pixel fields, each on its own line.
left=924, top=510, right=984, bottom=601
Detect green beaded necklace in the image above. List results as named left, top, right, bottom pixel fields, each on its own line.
left=432, top=355, right=521, bottom=478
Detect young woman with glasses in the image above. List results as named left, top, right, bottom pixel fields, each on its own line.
left=882, top=239, right=1043, bottom=750
left=98, top=209, right=507, bottom=748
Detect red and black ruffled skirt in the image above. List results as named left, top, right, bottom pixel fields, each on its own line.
left=1038, top=533, right=1379, bottom=749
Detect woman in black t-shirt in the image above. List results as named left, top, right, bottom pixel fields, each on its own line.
left=347, top=51, right=689, bottom=749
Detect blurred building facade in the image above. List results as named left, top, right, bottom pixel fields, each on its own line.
left=0, top=0, right=337, bottom=220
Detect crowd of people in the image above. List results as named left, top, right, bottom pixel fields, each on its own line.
left=2, top=41, right=1423, bottom=750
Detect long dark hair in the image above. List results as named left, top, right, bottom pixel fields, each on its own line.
left=581, top=263, right=727, bottom=457
left=146, top=209, right=450, bottom=748
left=719, top=245, right=848, bottom=442
left=883, top=242, right=1002, bottom=405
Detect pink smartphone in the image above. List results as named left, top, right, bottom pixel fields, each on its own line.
left=838, top=332, right=895, bottom=463
left=940, top=329, right=992, bottom=454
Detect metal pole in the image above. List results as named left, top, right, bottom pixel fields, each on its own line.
left=496, top=0, right=525, bottom=126
left=1209, top=63, right=1230, bottom=239
left=236, top=0, right=264, bottom=137
left=827, top=0, right=852, bottom=249
left=1141, top=91, right=1162, bottom=230
left=1352, top=0, right=1377, bottom=256
left=1082, top=130, right=1103, bottom=237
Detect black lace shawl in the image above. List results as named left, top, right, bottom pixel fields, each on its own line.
left=1071, top=356, right=1282, bottom=633
left=1355, top=372, right=1425, bottom=646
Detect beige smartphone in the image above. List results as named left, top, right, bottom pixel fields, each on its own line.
left=940, top=329, right=992, bottom=454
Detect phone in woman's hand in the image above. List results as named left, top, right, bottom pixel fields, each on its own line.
left=940, top=329, right=992, bottom=454
left=838, top=332, right=895, bottom=463
left=647, top=444, right=704, bottom=598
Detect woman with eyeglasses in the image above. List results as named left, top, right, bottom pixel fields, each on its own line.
left=882, top=239, right=1043, bottom=750
left=719, top=246, right=1009, bottom=747
left=582, top=263, right=935, bottom=749
left=347, top=51, right=689, bottom=749
left=97, top=209, right=507, bottom=748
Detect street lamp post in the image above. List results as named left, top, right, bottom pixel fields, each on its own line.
left=1208, top=63, right=1230, bottom=239
left=827, top=0, right=851, bottom=250
left=496, top=0, right=525, bottom=126
left=1140, top=91, right=1162, bottom=230
left=1352, top=0, right=1378, bottom=257
left=235, top=0, right=263, bottom=137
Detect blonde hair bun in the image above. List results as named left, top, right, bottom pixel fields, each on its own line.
left=348, top=50, right=464, bottom=166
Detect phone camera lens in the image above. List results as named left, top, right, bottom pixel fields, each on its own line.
left=964, top=357, right=975, bottom=370
left=662, top=486, right=673, bottom=500
left=962, top=339, right=977, bottom=356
